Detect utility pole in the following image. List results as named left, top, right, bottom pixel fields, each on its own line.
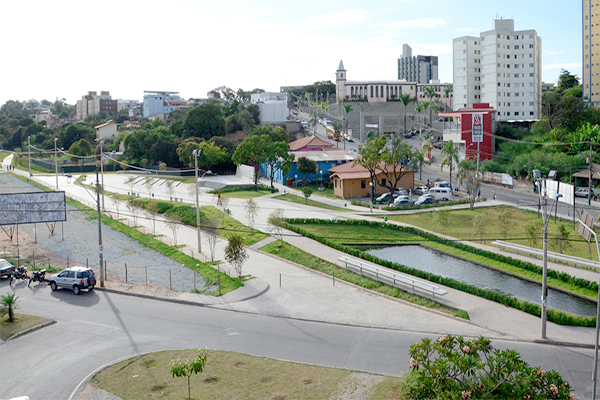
left=541, top=177, right=548, bottom=338
left=28, top=136, right=31, bottom=178
left=192, top=149, right=202, bottom=254
left=96, top=170, right=104, bottom=288
left=590, top=141, right=593, bottom=206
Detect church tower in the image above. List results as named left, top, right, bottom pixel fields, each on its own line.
left=336, top=60, right=347, bottom=102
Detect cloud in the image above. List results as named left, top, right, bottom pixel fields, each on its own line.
left=303, top=9, right=371, bottom=31
left=545, top=50, right=564, bottom=55
left=372, top=18, right=447, bottom=30
left=543, top=62, right=581, bottom=70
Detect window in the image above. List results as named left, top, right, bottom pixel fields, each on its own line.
left=515, top=64, right=519, bottom=68
left=529, top=102, right=534, bottom=106
left=529, top=44, right=534, bottom=48
left=507, top=83, right=511, bottom=87
left=361, top=180, right=366, bottom=189
left=498, top=82, right=501, bottom=87
left=530, top=111, right=534, bottom=115
left=335, top=180, right=338, bottom=188
left=515, top=93, right=519, bottom=97
left=514, top=45, right=519, bottom=49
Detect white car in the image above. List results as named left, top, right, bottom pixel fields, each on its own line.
left=414, top=186, right=429, bottom=195
left=575, top=188, right=591, bottom=198
left=50, top=266, right=96, bottom=295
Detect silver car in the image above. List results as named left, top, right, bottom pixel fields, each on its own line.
left=49, top=266, right=96, bottom=295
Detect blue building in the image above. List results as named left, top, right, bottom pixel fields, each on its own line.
left=143, top=91, right=181, bottom=118
left=261, top=149, right=357, bottom=185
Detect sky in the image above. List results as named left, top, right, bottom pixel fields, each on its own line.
left=0, top=0, right=582, bottom=107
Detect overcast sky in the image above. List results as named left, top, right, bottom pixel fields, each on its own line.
left=0, top=0, right=581, bottom=106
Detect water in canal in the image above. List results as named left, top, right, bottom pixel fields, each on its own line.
left=365, top=245, right=597, bottom=316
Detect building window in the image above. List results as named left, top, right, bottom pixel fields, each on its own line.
left=361, top=180, right=366, bottom=189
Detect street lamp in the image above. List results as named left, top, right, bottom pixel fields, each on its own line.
left=369, top=181, right=374, bottom=213
left=553, top=193, right=563, bottom=223
left=99, top=141, right=105, bottom=211
left=54, top=138, right=58, bottom=190
left=533, top=169, right=549, bottom=339
left=192, top=149, right=202, bottom=254
left=319, top=170, right=323, bottom=188
left=28, top=136, right=31, bottom=178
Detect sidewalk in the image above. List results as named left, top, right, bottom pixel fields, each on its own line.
left=9, top=168, right=600, bottom=346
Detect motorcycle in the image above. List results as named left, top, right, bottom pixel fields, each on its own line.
left=28, top=269, right=46, bottom=286
left=10, top=265, right=28, bottom=284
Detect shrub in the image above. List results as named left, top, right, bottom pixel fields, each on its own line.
left=405, top=335, right=575, bottom=400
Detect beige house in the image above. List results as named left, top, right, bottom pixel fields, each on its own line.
left=95, top=120, right=118, bottom=141
left=329, top=161, right=414, bottom=199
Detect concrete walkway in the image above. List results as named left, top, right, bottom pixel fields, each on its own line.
left=6, top=166, right=600, bottom=346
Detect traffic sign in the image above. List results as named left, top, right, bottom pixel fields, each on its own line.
left=99, top=244, right=104, bottom=254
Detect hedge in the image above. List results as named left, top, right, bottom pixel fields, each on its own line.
left=285, top=218, right=597, bottom=327
left=132, top=198, right=208, bottom=227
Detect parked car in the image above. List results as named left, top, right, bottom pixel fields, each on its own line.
left=0, top=258, right=15, bottom=279
left=49, top=266, right=96, bottom=295
left=392, top=195, right=416, bottom=207
left=301, top=121, right=308, bottom=129
left=376, top=192, right=399, bottom=203
left=428, top=187, right=453, bottom=201
left=414, top=186, right=429, bottom=195
left=433, top=142, right=442, bottom=149
left=415, top=195, right=436, bottom=206
left=575, top=188, right=591, bottom=198
left=394, top=187, right=408, bottom=196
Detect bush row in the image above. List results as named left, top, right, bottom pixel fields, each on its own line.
left=208, top=184, right=276, bottom=194
left=285, top=218, right=597, bottom=326
left=131, top=197, right=208, bottom=227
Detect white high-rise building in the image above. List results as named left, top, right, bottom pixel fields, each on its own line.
left=453, top=19, right=542, bottom=122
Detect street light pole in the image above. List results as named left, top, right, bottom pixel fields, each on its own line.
left=100, top=141, right=105, bottom=211
left=54, top=138, right=58, bottom=190
left=96, top=170, right=104, bottom=288
left=534, top=170, right=549, bottom=338
left=28, top=136, right=31, bottom=178
left=192, top=149, right=202, bottom=254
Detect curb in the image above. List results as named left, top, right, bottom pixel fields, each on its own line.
left=8, top=320, right=56, bottom=341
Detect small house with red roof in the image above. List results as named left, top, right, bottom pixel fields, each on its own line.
left=328, top=161, right=414, bottom=199
left=288, top=136, right=336, bottom=152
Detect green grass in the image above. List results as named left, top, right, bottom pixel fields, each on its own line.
left=260, top=241, right=469, bottom=319
left=291, top=222, right=598, bottom=301
left=1, top=313, right=53, bottom=341
left=274, top=193, right=349, bottom=212
left=200, top=206, right=269, bottom=246
left=93, top=349, right=399, bottom=400
left=217, top=189, right=273, bottom=199
left=386, top=205, right=599, bottom=261
left=10, top=174, right=243, bottom=295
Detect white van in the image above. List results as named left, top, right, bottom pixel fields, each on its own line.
left=428, top=187, right=453, bottom=201
left=434, top=181, right=452, bottom=190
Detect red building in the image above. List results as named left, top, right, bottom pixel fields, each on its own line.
left=438, top=103, right=496, bottom=162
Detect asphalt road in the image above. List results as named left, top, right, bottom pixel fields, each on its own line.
left=0, top=281, right=597, bottom=400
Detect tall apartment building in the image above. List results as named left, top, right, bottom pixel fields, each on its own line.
left=75, top=91, right=118, bottom=121
left=453, top=19, right=542, bottom=122
left=584, top=1, right=599, bottom=104
left=398, top=44, right=438, bottom=84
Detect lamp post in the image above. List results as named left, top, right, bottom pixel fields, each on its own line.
left=54, top=138, right=58, bottom=190
left=192, top=149, right=202, bottom=254
left=533, top=169, right=549, bottom=338
left=99, top=141, right=105, bottom=211
left=553, top=193, right=563, bottom=223
left=28, top=136, right=31, bottom=178
left=319, top=170, right=323, bottom=188
left=369, top=181, right=374, bottom=213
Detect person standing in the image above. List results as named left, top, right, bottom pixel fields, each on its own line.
left=492, top=189, right=496, bottom=200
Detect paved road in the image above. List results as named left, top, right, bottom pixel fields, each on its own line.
left=0, top=282, right=596, bottom=400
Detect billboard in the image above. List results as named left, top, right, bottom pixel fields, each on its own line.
left=0, top=191, right=66, bottom=226
left=472, top=114, right=483, bottom=143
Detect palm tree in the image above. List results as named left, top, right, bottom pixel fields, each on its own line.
left=342, top=104, right=353, bottom=148
left=424, top=86, right=439, bottom=124
left=308, top=106, right=319, bottom=135
left=413, top=149, right=430, bottom=181
left=399, top=93, right=414, bottom=136
left=415, top=102, right=427, bottom=147
left=440, top=140, right=460, bottom=186
left=443, top=84, right=453, bottom=111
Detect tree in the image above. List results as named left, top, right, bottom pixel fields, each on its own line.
left=357, top=136, right=385, bottom=200
left=497, top=208, right=512, bottom=240
left=443, top=84, right=453, bottom=111
left=297, top=156, right=317, bottom=184
left=183, top=103, right=226, bottom=139
left=169, top=348, right=208, bottom=400
left=224, top=234, right=248, bottom=278
left=244, top=198, right=259, bottom=229
left=204, top=218, right=219, bottom=262
left=0, top=292, right=18, bottom=322
left=165, top=211, right=182, bottom=246
left=144, top=176, right=156, bottom=198
left=377, top=137, right=414, bottom=197
left=457, top=162, right=481, bottom=211
left=146, top=200, right=158, bottom=236
left=126, top=197, right=139, bottom=226
left=557, top=69, right=579, bottom=92
left=440, top=140, right=460, bottom=186
left=236, top=109, right=255, bottom=132
left=165, top=180, right=176, bottom=201
left=424, top=86, right=439, bottom=124
left=415, top=102, right=426, bottom=142
left=308, top=105, right=319, bottom=134
left=550, top=222, right=572, bottom=254
left=232, top=134, right=268, bottom=189
left=413, top=149, right=430, bottom=181
left=342, top=104, right=353, bottom=139
left=110, top=193, right=121, bottom=219
left=524, top=220, right=542, bottom=248
left=399, top=93, right=413, bottom=135
left=267, top=209, right=286, bottom=246
left=435, top=208, right=450, bottom=234
left=263, top=140, right=293, bottom=192
left=302, top=187, right=313, bottom=204
left=472, top=213, right=487, bottom=243
left=68, top=138, right=93, bottom=163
